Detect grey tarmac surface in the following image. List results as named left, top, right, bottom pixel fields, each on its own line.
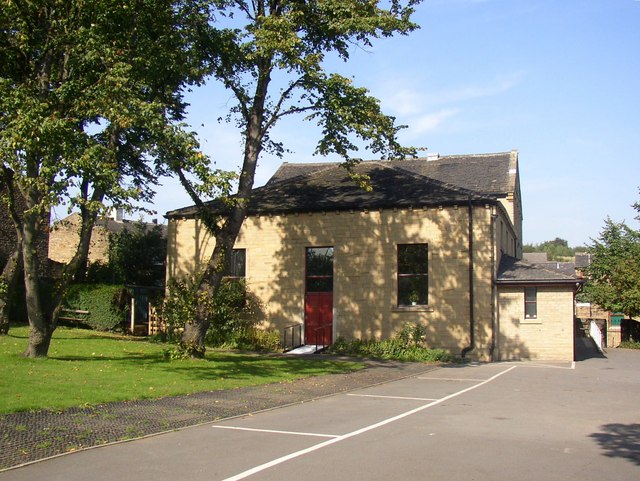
left=1, top=349, right=639, bottom=481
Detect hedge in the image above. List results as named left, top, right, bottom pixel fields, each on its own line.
left=62, top=284, right=126, bottom=331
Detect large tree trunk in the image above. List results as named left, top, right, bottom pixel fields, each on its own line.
left=180, top=215, right=245, bottom=356
left=21, top=204, right=52, bottom=357
left=180, top=60, right=270, bottom=357
left=0, top=245, right=22, bottom=335
left=15, top=178, right=102, bottom=357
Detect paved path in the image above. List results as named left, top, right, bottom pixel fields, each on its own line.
left=2, top=349, right=639, bottom=480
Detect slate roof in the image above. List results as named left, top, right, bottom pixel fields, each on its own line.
left=523, top=252, right=548, bottom=263
left=268, top=151, right=516, bottom=194
left=166, top=151, right=517, bottom=219
left=496, top=255, right=580, bottom=285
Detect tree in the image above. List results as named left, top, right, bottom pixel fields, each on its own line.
left=171, top=1, right=422, bottom=356
left=584, top=216, right=640, bottom=319
left=104, top=222, right=167, bottom=286
left=523, top=237, right=579, bottom=261
left=0, top=1, right=216, bottom=356
left=0, top=243, right=21, bottom=335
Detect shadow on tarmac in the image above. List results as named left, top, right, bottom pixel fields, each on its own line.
left=590, top=423, right=640, bottom=466
left=574, top=335, right=606, bottom=362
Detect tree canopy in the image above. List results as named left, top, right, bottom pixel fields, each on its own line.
left=584, top=215, right=640, bottom=319
left=0, top=0, right=216, bottom=356
left=523, top=237, right=583, bottom=261
left=169, top=0, right=423, bottom=356
left=1, top=0, right=423, bottom=357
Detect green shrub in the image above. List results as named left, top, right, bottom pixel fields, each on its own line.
left=63, top=284, right=127, bottom=331
left=206, top=280, right=263, bottom=346
left=219, top=328, right=281, bottom=352
left=159, top=277, right=204, bottom=341
left=619, top=340, right=640, bottom=349
left=161, top=277, right=269, bottom=350
left=328, top=323, right=450, bottom=362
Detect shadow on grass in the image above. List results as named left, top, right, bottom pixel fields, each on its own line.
left=158, top=355, right=359, bottom=382
left=6, top=329, right=150, bottom=342
left=48, top=350, right=359, bottom=382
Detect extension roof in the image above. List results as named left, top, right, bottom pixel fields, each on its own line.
left=496, top=255, right=580, bottom=285
left=166, top=151, right=518, bottom=219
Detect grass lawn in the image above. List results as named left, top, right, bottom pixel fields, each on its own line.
left=0, top=326, right=363, bottom=414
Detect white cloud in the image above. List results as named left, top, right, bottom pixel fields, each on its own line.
left=410, top=108, right=462, bottom=134
left=382, top=71, right=523, bottom=114
left=425, top=73, right=523, bottom=106
left=376, top=71, right=524, bottom=138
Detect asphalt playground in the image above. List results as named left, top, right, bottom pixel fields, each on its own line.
left=2, top=349, right=639, bottom=481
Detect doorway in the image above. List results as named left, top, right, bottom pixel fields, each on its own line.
left=304, top=247, right=333, bottom=345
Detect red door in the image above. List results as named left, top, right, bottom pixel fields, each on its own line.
left=305, top=247, right=333, bottom=345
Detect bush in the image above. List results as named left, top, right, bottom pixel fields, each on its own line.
left=206, top=280, right=263, bottom=346
left=328, top=323, right=450, bottom=362
left=214, top=328, right=281, bottom=352
left=160, top=277, right=273, bottom=350
left=619, top=340, right=640, bottom=349
left=158, top=277, right=202, bottom=341
left=63, top=284, right=127, bottom=331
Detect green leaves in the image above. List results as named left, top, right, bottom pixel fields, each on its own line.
left=205, top=0, right=422, bottom=165
left=584, top=216, right=640, bottom=318
left=1, top=0, right=219, bottom=357
left=306, top=72, right=414, bottom=161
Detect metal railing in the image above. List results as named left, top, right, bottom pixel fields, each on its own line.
left=283, top=323, right=303, bottom=352
left=314, top=323, right=333, bottom=353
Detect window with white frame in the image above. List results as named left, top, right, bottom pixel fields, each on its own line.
left=397, top=244, right=428, bottom=306
left=525, top=287, right=537, bottom=319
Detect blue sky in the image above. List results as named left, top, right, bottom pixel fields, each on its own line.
left=150, top=0, right=640, bottom=248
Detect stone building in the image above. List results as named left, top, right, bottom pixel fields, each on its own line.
left=48, top=209, right=166, bottom=268
left=0, top=184, right=50, bottom=277
left=165, top=151, right=580, bottom=361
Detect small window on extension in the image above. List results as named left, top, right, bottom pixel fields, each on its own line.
left=525, top=287, right=537, bottom=319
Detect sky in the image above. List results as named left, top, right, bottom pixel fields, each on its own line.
left=139, top=0, right=640, bottom=248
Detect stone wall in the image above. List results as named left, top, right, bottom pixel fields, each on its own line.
left=167, top=204, right=528, bottom=361
left=48, top=213, right=109, bottom=266
left=497, top=285, right=575, bottom=361
left=49, top=213, right=167, bottom=267
left=0, top=184, right=49, bottom=276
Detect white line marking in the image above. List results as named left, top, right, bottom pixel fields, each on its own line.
left=416, top=377, right=488, bottom=382
left=212, top=426, right=338, bottom=439
left=504, top=362, right=576, bottom=370
left=347, top=394, right=439, bottom=401
left=221, top=366, right=517, bottom=481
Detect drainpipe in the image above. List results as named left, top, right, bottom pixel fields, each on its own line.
left=489, top=208, right=498, bottom=362
left=461, top=198, right=475, bottom=358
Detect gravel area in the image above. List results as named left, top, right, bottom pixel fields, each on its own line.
left=0, top=358, right=439, bottom=471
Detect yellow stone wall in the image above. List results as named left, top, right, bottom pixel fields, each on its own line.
left=497, top=285, right=575, bottom=361
left=167, top=205, right=508, bottom=360
left=49, top=213, right=110, bottom=265
left=167, top=201, right=573, bottom=361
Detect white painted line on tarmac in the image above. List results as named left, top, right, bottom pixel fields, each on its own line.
left=416, top=377, right=488, bottom=382
left=347, top=394, right=439, bottom=401
left=212, top=426, right=338, bottom=438
left=220, top=365, right=517, bottom=481
left=504, top=361, right=576, bottom=370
